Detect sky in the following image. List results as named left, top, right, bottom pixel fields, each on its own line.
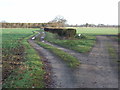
left=0, top=0, right=119, bottom=25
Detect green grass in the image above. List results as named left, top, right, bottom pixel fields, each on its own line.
left=107, top=44, right=120, bottom=63
left=36, top=41, right=80, bottom=68
left=108, top=47, right=117, bottom=58
left=73, top=27, right=118, bottom=35
left=107, top=44, right=117, bottom=59
left=45, top=31, right=96, bottom=53
left=2, top=28, right=45, bottom=88
left=2, top=28, right=37, bottom=53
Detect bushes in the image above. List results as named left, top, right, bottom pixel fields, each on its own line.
left=44, top=28, right=76, bottom=38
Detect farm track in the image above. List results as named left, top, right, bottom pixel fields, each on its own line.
left=28, top=39, right=77, bottom=88
left=43, top=36, right=118, bottom=88
left=29, top=33, right=118, bottom=88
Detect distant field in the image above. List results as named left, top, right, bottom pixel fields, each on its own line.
left=73, top=27, right=118, bottom=35
left=2, top=28, right=35, bottom=51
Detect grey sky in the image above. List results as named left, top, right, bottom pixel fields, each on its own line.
left=0, top=0, right=119, bottom=25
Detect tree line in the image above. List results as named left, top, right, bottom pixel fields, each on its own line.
left=0, top=15, right=118, bottom=28
left=67, top=23, right=118, bottom=28
left=1, top=16, right=67, bottom=28
left=1, top=22, right=118, bottom=28
left=1, top=23, right=48, bottom=28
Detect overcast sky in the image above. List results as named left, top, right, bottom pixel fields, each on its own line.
left=0, top=0, right=119, bottom=25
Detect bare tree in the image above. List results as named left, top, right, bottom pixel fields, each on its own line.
left=85, top=23, right=89, bottom=27
left=49, top=15, right=67, bottom=27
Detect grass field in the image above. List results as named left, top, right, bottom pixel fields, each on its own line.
left=74, top=27, right=118, bottom=35
left=2, top=28, right=45, bottom=88
left=76, top=27, right=119, bottom=41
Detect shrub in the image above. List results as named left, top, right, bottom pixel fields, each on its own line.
left=44, top=28, right=76, bottom=38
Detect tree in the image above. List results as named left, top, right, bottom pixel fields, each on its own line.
left=49, top=15, right=67, bottom=27
left=85, top=23, right=89, bottom=27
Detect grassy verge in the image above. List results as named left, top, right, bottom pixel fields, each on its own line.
left=3, top=30, right=45, bottom=88
left=107, top=44, right=119, bottom=61
left=45, top=32, right=96, bottom=53
left=36, top=41, right=80, bottom=68
left=108, top=47, right=117, bottom=58
left=107, top=44, right=120, bottom=63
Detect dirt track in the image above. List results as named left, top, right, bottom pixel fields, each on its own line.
left=28, top=40, right=77, bottom=88
left=28, top=35, right=118, bottom=88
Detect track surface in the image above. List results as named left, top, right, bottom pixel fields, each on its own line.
left=29, top=33, right=118, bottom=88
